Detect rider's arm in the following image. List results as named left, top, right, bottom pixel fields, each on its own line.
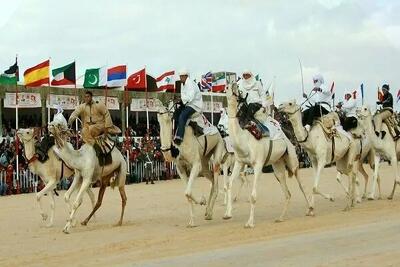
left=68, top=104, right=83, bottom=125
left=181, top=83, right=195, bottom=105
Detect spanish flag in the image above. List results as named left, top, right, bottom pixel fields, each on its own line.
left=24, top=60, right=50, bottom=87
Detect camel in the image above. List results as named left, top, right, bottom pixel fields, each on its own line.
left=157, top=104, right=226, bottom=227
left=221, top=153, right=250, bottom=205
left=278, top=100, right=359, bottom=212
left=16, top=128, right=96, bottom=227
left=356, top=105, right=400, bottom=199
left=48, top=112, right=127, bottom=234
left=224, top=84, right=312, bottom=228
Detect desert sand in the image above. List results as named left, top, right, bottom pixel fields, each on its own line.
left=1, top=164, right=400, bottom=267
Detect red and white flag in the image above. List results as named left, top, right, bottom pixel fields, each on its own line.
left=126, top=68, right=147, bottom=90
left=156, top=70, right=175, bottom=92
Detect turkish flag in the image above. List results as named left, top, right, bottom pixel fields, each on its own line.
left=126, top=68, right=147, bottom=90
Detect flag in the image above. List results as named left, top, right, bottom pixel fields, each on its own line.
left=156, top=70, right=175, bottom=92
left=51, top=62, right=75, bottom=86
left=212, top=72, right=226, bottom=92
left=378, top=87, right=384, bottom=102
left=360, top=83, right=364, bottom=104
left=83, top=67, right=107, bottom=88
left=200, top=71, right=212, bottom=91
left=107, top=65, right=127, bottom=87
left=126, top=68, right=147, bottom=90
left=0, top=60, right=19, bottom=85
left=397, top=89, right=400, bottom=103
left=352, top=90, right=357, bottom=99
left=330, top=81, right=335, bottom=99
left=24, top=59, right=50, bottom=87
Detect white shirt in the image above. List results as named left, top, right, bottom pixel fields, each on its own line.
left=238, top=79, right=267, bottom=107
left=217, top=111, right=229, bottom=134
left=181, top=79, right=203, bottom=112
left=307, top=85, right=332, bottom=111
left=342, top=97, right=357, bottom=117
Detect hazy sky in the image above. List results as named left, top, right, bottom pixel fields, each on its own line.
left=1, top=0, right=399, bottom=107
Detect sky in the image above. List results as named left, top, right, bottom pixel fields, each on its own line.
left=0, top=0, right=400, bottom=108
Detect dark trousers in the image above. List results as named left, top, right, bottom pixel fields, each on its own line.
left=175, top=106, right=196, bottom=139
left=302, top=105, right=329, bottom=126
left=343, top=116, right=358, bottom=131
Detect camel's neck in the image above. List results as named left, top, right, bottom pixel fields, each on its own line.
left=55, top=140, right=81, bottom=169
left=287, top=111, right=313, bottom=150
left=21, top=139, right=36, bottom=160
left=226, top=99, right=248, bottom=156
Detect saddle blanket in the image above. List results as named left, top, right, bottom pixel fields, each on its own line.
left=189, top=113, right=219, bottom=136
left=223, top=136, right=235, bottom=153
left=263, top=116, right=285, bottom=141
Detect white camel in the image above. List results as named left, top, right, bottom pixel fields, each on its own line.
left=157, top=104, right=226, bottom=227
left=279, top=100, right=359, bottom=212
left=221, top=153, right=250, bottom=205
left=356, top=105, right=400, bottom=199
left=16, top=128, right=96, bottom=227
left=48, top=112, right=128, bottom=234
left=224, top=84, right=312, bottom=228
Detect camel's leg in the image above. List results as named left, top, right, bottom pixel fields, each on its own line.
left=63, top=178, right=91, bottom=234
left=47, top=189, right=55, bottom=227
left=294, top=168, right=313, bottom=216
left=312, top=159, right=334, bottom=202
left=368, top=155, right=380, bottom=200
left=86, top=186, right=96, bottom=220
left=388, top=154, right=400, bottom=200
left=64, top=172, right=81, bottom=212
left=184, top=163, right=204, bottom=205
left=272, top=161, right=291, bottom=223
left=222, top=164, right=229, bottom=206
left=358, top=162, right=369, bottom=199
left=245, top=163, right=263, bottom=228
left=204, top=163, right=218, bottom=220
left=377, top=174, right=382, bottom=199
left=354, top=172, right=362, bottom=204
left=36, top=179, right=57, bottom=222
left=336, top=172, right=349, bottom=196
left=233, top=172, right=246, bottom=202
left=175, top=162, right=197, bottom=227
left=115, top=186, right=127, bottom=226
left=81, top=183, right=106, bottom=226
left=223, top=161, right=244, bottom=220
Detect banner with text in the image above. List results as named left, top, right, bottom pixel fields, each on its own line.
left=92, top=96, right=120, bottom=110
left=46, top=94, right=78, bottom=110
left=130, top=98, right=158, bottom=112
left=4, top=92, right=42, bottom=108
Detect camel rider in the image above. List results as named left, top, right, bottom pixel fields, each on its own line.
left=68, top=91, right=121, bottom=145
left=217, top=107, right=229, bottom=136
left=341, top=90, right=358, bottom=131
left=375, top=84, right=400, bottom=139
left=302, top=74, right=332, bottom=130
left=173, top=70, right=203, bottom=145
left=237, top=70, right=269, bottom=136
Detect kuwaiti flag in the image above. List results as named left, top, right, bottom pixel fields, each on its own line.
left=156, top=70, right=175, bottom=92
left=107, top=65, right=127, bottom=87
left=212, top=72, right=226, bottom=92
left=51, top=62, right=76, bottom=86
left=83, top=67, right=107, bottom=88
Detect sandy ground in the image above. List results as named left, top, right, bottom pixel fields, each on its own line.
left=1, top=164, right=400, bottom=267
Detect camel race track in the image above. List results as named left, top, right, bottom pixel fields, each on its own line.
left=1, top=165, right=400, bottom=267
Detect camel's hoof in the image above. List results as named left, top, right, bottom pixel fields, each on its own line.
left=186, top=224, right=197, bottom=228
left=233, top=197, right=238, bottom=202
left=343, top=206, right=351, bottom=212
left=275, top=218, right=284, bottom=223
left=368, top=196, right=375, bottom=201
left=356, top=198, right=362, bottom=204
left=41, top=214, right=48, bottom=221
left=62, top=227, right=70, bottom=234
left=306, top=209, right=315, bottom=217
left=387, top=196, right=393, bottom=200
left=362, top=194, right=367, bottom=200
left=81, top=221, right=88, bottom=226
left=223, top=215, right=232, bottom=220
left=45, top=223, right=53, bottom=228
left=244, top=222, right=255, bottom=228
left=378, top=196, right=383, bottom=200
left=329, top=196, right=335, bottom=202
left=204, top=214, right=213, bottom=220
left=113, top=222, right=122, bottom=227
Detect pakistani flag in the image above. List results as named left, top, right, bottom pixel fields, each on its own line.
left=51, top=62, right=76, bottom=86
left=0, top=60, right=19, bottom=85
left=83, top=67, right=107, bottom=88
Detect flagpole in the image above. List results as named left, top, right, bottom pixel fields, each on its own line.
left=211, top=92, right=214, bottom=125
left=74, top=61, right=79, bottom=149
left=15, top=55, right=19, bottom=185
left=145, top=66, right=149, bottom=131
left=125, top=64, right=130, bottom=174
left=47, top=57, right=51, bottom=125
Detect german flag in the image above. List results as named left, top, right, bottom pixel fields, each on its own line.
left=24, top=60, right=50, bottom=87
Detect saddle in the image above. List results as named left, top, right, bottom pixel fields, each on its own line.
left=93, top=134, right=115, bottom=166
left=237, top=101, right=267, bottom=140
left=313, top=112, right=340, bottom=139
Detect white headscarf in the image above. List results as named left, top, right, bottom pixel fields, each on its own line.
left=313, top=74, right=324, bottom=88
left=241, top=71, right=257, bottom=91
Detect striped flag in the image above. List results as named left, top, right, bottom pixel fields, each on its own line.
left=330, top=81, right=335, bottom=99
left=200, top=71, right=212, bottom=91
left=156, top=70, right=175, bottom=92
left=397, top=89, right=400, bottom=103
left=24, top=59, right=50, bottom=87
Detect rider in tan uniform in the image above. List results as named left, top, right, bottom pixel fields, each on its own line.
left=68, top=91, right=121, bottom=145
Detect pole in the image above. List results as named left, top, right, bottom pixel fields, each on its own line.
left=15, top=55, right=19, bottom=183
left=298, top=57, right=305, bottom=96
left=211, top=93, right=214, bottom=125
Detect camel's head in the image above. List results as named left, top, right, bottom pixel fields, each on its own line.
left=16, top=128, right=40, bottom=144
left=156, top=103, right=174, bottom=162
left=48, top=108, right=71, bottom=147
left=278, top=100, right=299, bottom=116
left=225, top=83, right=240, bottom=117
left=356, top=105, right=371, bottom=119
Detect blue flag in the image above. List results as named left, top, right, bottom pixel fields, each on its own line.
left=360, top=83, right=364, bottom=104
